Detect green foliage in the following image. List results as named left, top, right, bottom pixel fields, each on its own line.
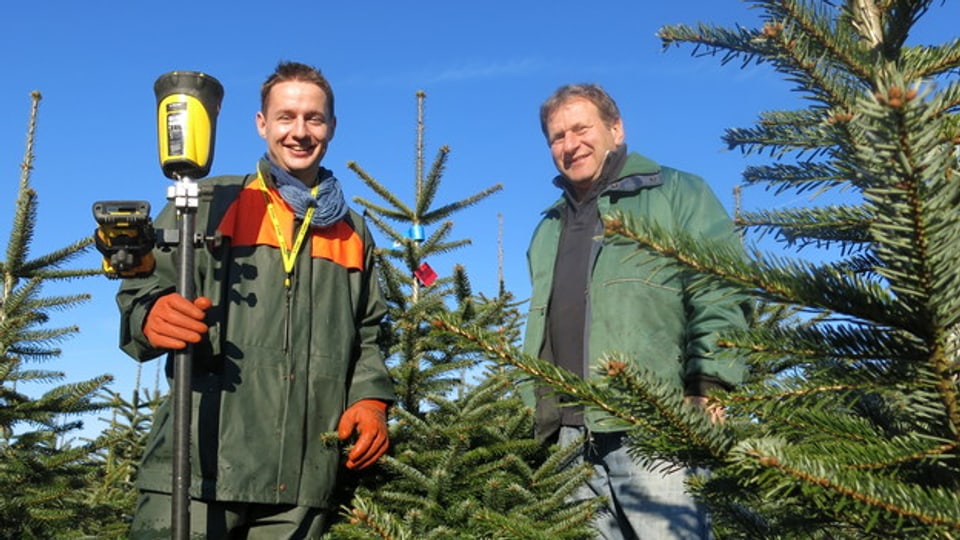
left=0, top=428, right=103, bottom=539
left=0, top=92, right=113, bottom=538
left=328, top=92, right=599, bottom=538
left=653, top=2, right=960, bottom=536
left=75, top=381, right=162, bottom=538
left=335, top=370, right=599, bottom=539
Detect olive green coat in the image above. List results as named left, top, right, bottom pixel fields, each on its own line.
left=116, top=173, right=395, bottom=508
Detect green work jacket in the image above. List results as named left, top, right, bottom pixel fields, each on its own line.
left=116, top=172, right=395, bottom=508
left=522, top=152, right=748, bottom=432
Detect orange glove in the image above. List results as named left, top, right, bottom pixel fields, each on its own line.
left=337, top=399, right=389, bottom=470
left=143, top=293, right=212, bottom=350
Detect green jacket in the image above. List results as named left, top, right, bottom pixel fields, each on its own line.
left=116, top=172, right=395, bottom=508
left=522, top=152, right=748, bottom=432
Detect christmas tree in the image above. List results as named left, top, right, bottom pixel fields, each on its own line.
left=0, top=92, right=113, bottom=538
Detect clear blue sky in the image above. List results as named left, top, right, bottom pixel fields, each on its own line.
left=2, top=1, right=957, bottom=440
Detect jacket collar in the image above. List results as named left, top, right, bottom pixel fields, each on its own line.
left=542, top=148, right=663, bottom=216
left=605, top=169, right=663, bottom=193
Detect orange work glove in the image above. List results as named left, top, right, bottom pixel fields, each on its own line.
left=143, top=293, right=212, bottom=350
left=337, top=399, right=389, bottom=470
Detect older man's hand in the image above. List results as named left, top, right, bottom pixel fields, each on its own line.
left=684, top=395, right=726, bottom=424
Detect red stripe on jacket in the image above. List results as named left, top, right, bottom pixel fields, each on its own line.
left=216, top=182, right=364, bottom=270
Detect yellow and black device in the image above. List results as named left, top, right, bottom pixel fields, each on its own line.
left=154, top=71, right=224, bottom=180
left=92, top=200, right=156, bottom=279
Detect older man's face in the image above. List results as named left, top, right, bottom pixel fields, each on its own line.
left=545, top=96, right=623, bottom=193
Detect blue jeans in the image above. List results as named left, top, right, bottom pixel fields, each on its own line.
left=559, top=426, right=713, bottom=540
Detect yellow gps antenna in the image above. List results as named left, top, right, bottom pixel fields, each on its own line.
left=155, top=71, right=223, bottom=180
left=154, top=70, right=223, bottom=540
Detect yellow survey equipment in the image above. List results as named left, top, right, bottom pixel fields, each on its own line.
left=92, top=200, right=155, bottom=278
left=154, top=71, right=224, bottom=180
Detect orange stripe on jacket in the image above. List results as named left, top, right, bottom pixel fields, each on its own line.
left=217, top=182, right=364, bottom=270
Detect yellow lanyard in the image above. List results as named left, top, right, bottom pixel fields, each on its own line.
left=257, top=172, right=318, bottom=288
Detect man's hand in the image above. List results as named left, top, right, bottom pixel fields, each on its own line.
left=143, top=293, right=212, bottom=350
left=337, top=399, right=389, bottom=470
left=684, top=395, right=726, bottom=424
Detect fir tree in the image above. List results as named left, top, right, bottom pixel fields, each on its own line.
left=443, top=1, right=960, bottom=538
left=0, top=92, right=113, bottom=537
left=328, top=92, right=599, bottom=539
left=78, top=365, right=163, bottom=538
left=347, top=91, right=504, bottom=415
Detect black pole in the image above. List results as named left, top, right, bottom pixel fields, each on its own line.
left=153, top=70, right=222, bottom=539
left=171, top=178, right=197, bottom=540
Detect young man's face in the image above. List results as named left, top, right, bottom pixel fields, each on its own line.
left=256, top=80, right=336, bottom=185
left=545, top=97, right=624, bottom=194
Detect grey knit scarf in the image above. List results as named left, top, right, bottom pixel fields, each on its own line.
left=259, top=155, right=348, bottom=227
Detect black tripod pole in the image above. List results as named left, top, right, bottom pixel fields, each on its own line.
left=170, top=176, right=198, bottom=540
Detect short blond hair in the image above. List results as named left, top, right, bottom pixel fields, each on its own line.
left=261, top=61, right=335, bottom=118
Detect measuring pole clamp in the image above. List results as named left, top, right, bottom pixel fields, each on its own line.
left=155, top=181, right=223, bottom=250
left=168, top=177, right=201, bottom=211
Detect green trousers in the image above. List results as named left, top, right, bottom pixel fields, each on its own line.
left=130, top=491, right=331, bottom=539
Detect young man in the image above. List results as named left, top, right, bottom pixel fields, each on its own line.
left=523, top=83, right=748, bottom=539
left=118, top=61, right=395, bottom=538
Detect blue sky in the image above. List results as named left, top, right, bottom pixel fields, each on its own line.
left=2, top=1, right=957, bottom=440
